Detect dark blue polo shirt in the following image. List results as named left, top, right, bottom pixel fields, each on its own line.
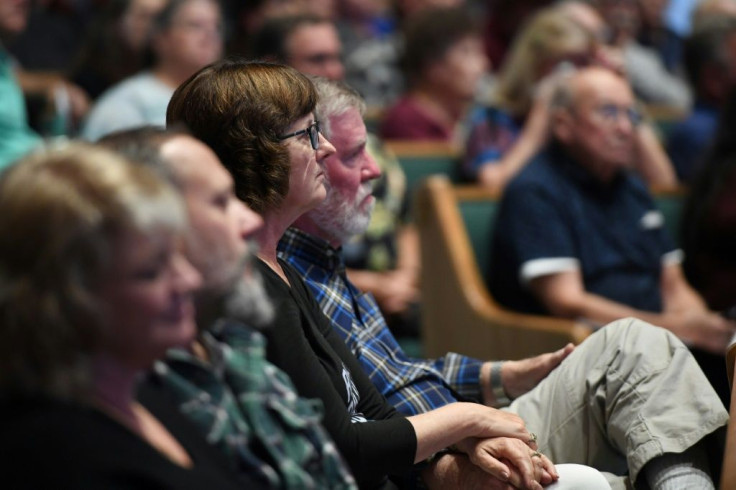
left=489, top=144, right=678, bottom=315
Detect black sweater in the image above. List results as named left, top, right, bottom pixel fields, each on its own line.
left=0, top=390, right=258, bottom=489
left=258, top=259, right=417, bottom=488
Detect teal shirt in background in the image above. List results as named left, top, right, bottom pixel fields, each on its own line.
left=0, top=48, right=41, bottom=170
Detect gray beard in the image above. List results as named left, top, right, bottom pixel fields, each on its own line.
left=308, top=185, right=374, bottom=243
left=223, top=268, right=274, bottom=329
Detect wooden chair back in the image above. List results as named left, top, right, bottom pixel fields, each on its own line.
left=415, top=176, right=592, bottom=361
left=385, top=141, right=463, bottom=214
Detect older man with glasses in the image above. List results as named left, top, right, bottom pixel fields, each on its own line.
left=490, top=66, right=736, bottom=366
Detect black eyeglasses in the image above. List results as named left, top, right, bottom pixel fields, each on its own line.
left=279, top=121, right=321, bottom=150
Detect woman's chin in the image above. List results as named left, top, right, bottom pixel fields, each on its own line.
left=174, top=319, right=198, bottom=348
left=157, top=317, right=198, bottom=354
left=311, top=187, right=328, bottom=207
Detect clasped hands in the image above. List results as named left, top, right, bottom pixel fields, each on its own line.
left=439, top=409, right=557, bottom=490
left=451, top=433, right=557, bottom=490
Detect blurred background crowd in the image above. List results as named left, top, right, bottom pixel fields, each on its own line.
left=4, top=0, right=732, bottom=151
left=5, top=0, right=736, bottom=196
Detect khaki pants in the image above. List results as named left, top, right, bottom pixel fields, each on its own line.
left=505, top=318, right=728, bottom=489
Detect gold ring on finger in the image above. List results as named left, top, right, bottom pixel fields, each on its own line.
left=529, top=432, right=538, bottom=444
left=531, top=451, right=542, bottom=458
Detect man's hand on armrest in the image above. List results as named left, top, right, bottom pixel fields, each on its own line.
left=480, top=345, right=575, bottom=406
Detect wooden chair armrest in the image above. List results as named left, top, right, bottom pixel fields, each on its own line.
left=416, top=176, right=592, bottom=361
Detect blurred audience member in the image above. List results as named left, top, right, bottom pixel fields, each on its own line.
left=692, top=0, right=736, bottom=31
left=483, top=0, right=554, bottom=69
left=465, top=4, right=676, bottom=192
left=489, top=67, right=736, bottom=406
left=335, top=0, right=398, bottom=108
left=7, top=0, right=90, bottom=71
left=667, top=17, right=736, bottom=182
left=102, top=127, right=358, bottom=489
left=490, top=66, right=733, bottom=353
left=593, top=0, right=692, bottom=109
left=81, top=0, right=223, bottom=141
left=637, top=0, right=683, bottom=73
left=71, top=0, right=167, bottom=101
left=225, top=0, right=318, bottom=56
left=559, top=1, right=677, bottom=185
left=5, top=0, right=92, bottom=136
left=248, top=2, right=467, bottom=110
left=0, top=143, right=249, bottom=489
left=251, top=14, right=344, bottom=81
left=681, top=88, right=736, bottom=313
left=464, top=7, right=596, bottom=190
left=342, top=0, right=459, bottom=109
left=379, top=6, right=488, bottom=144
left=0, top=0, right=42, bottom=168
left=664, top=0, right=700, bottom=36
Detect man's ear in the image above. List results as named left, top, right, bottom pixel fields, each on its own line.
left=551, top=108, right=574, bottom=144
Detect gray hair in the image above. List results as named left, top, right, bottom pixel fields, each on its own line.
left=311, top=76, right=366, bottom=139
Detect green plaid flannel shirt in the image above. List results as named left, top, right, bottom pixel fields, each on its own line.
left=150, top=319, right=357, bottom=489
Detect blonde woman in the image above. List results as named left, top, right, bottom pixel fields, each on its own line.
left=464, top=8, right=595, bottom=191
left=0, top=143, right=254, bottom=489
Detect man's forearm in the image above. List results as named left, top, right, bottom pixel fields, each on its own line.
left=660, top=263, right=709, bottom=314
left=546, top=289, right=671, bottom=330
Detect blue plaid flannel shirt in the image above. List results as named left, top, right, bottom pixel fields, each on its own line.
left=278, top=227, right=485, bottom=415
